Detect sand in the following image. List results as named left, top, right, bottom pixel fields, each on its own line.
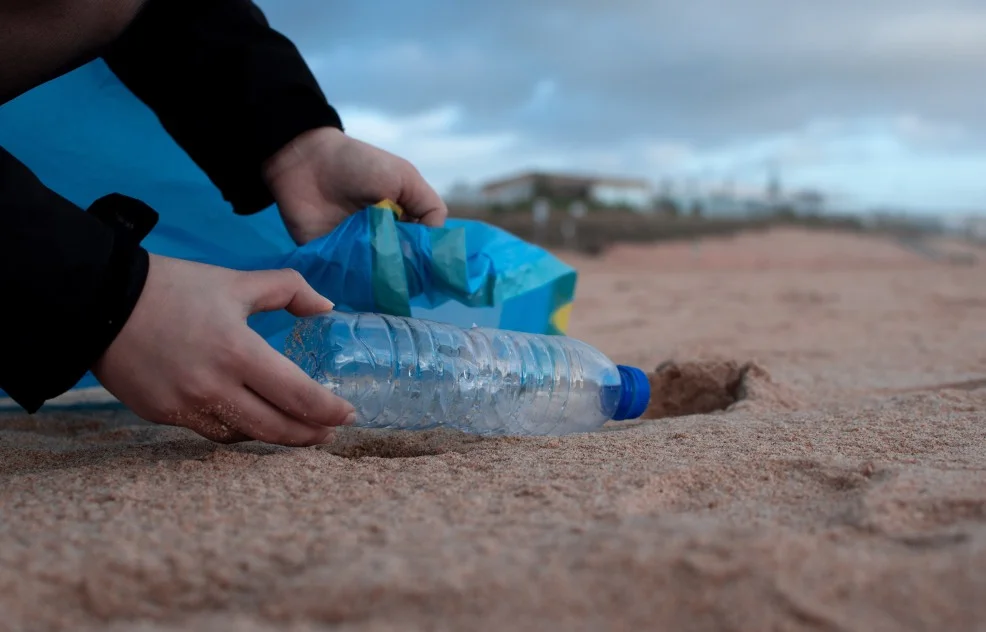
left=2, top=227, right=986, bottom=631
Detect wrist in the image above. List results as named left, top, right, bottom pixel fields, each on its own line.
left=262, top=126, right=346, bottom=186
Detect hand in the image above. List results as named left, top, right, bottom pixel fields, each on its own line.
left=262, top=126, right=448, bottom=245
left=91, top=254, right=356, bottom=446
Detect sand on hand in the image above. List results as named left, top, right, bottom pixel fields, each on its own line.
left=2, top=228, right=986, bottom=631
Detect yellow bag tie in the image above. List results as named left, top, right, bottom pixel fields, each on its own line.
left=373, top=199, right=404, bottom=219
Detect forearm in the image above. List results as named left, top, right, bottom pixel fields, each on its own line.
left=0, top=0, right=147, bottom=105
left=0, top=146, right=156, bottom=412
left=102, top=0, right=343, bottom=216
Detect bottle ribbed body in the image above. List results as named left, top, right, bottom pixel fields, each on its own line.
left=284, top=312, right=628, bottom=436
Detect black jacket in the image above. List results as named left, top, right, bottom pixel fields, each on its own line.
left=0, top=0, right=343, bottom=412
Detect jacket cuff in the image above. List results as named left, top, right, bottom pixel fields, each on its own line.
left=9, top=194, right=156, bottom=413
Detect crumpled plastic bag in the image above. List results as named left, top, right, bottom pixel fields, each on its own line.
left=240, top=200, right=577, bottom=349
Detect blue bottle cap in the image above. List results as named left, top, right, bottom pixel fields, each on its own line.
left=613, top=365, right=651, bottom=421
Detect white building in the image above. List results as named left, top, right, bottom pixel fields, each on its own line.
left=674, top=184, right=828, bottom=219
left=590, top=181, right=653, bottom=209
left=444, top=180, right=486, bottom=207
left=479, top=171, right=654, bottom=212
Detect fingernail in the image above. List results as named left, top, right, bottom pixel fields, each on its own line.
left=343, top=412, right=358, bottom=426
left=318, top=428, right=335, bottom=444
left=324, top=298, right=335, bottom=309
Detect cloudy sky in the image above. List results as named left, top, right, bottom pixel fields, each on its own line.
left=256, top=0, right=986, bottom=214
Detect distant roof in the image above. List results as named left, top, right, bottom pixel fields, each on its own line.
left=480, top=170, right=651, bottom=192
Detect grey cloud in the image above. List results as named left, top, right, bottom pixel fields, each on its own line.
left=256, top=0, right=986, bottom=149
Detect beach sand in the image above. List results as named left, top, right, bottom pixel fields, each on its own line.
left=3, top=227, right=986, bottom=631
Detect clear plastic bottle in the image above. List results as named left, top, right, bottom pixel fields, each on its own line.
left=284, top=311, right=650, bottom=436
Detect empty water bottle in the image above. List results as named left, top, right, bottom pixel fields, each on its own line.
left=284, top=311, right=650, bottom=436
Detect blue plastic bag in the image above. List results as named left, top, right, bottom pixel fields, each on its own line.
left=0, top=60, right=576, bottom=409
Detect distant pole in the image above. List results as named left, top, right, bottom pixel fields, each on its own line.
left=660, top=178, right=673, bottom=199
left=569, top=199, right=587, bottom=219
left=766, top=159, right=781, bottom=211
left=563, top=200, right=586, bottom=249
left=532, top=197, right=550, bottom=244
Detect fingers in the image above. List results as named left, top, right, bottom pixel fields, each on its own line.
left=239, top=333, right=357, bottom=428
left=190, top=420, right=253, bottom=445
left=228, top=267, right=354, bottom=430
left=398, top=164, right=448, bottom=227
left=244, top=268, right=334, bottom=316
left=224, top=388, right=337, bottom=447
left=167, top=335, right=353, bottom=446
left=160, top=404, right=253, bottom=444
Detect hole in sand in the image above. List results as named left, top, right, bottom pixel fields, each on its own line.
left=644, top=360, right=801, bottom=419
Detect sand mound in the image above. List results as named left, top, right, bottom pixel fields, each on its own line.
left=645, top=360, right=802, bottom=419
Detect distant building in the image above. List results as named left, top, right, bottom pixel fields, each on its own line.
left=668, top=181, right=774, bottom=219
left=788, top=189, right=826, bottom=215
left=444, top=180, right=486, bottom=208
left=479, top=171, right=653, bottom=211
left=964, top=215, right=986, bottom=241
left=866, top=210, right=945, bottom=233
left=658, top=184, right=829, bottom=220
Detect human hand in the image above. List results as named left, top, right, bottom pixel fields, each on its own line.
left=91, top=254, right=355, bottom=446
left=262, top=127, right=448, bottom=245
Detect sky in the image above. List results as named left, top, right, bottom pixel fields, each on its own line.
left=255, top=0, right=986, bottom=215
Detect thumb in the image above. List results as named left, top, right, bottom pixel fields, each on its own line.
left=397, top=163, right=448, bottom=227
left=242, top=268, right=335, bottom=316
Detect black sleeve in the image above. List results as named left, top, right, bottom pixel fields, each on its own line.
left=0, top=146, right=157, bottom=413
left=101, top=0, right=344, bottom=216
